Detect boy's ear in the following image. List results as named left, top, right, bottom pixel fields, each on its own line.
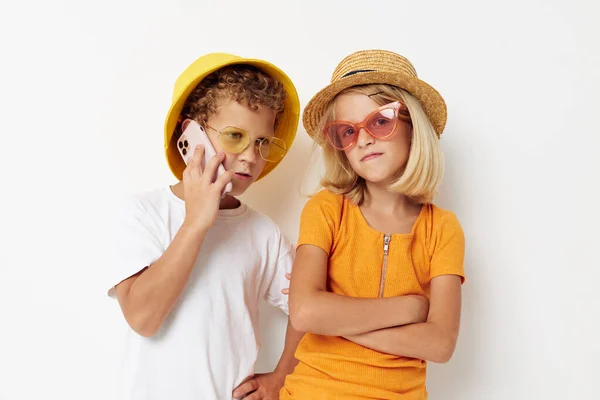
left=175, top=115, right=184, bottom=133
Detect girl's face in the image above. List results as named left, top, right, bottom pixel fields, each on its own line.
left=333, top=93, right=412, bottom=185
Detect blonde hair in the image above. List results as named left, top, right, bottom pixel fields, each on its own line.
left=315, top=84, right=444, bottom=204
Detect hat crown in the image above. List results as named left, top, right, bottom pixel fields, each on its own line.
left=172, top=53, right=240, bottom=101
left=331, top=50, right=418, bottom=83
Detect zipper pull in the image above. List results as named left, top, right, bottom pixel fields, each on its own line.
left=383, top=235, right=391, bottom=255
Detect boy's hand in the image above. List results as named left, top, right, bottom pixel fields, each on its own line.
left=232, top=371, right=286, bottom=399
left=181, top=145, right=233, bottom=232
left=281, top=273, right=291, bottom=295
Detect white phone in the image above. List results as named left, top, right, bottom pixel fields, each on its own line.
left=177, top=119, right=232, bottom=197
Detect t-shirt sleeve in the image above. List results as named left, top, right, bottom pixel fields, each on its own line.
left=430, top=211, right=466, bottom=283
left=106, top=196, right=165, bottom=297
left=264, top=235, right=295, bottom=314
left=297, top=190, right=341, bottom=255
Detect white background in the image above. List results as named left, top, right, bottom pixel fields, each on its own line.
left=1, top=0, right=599, bottom=399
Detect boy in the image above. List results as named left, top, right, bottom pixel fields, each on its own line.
left=107, top=53, right=303, bottom=400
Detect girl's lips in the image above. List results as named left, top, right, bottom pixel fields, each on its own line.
left=361, top=153, right=383, bottom=162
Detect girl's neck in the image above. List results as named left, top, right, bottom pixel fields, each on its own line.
left=362, top=181, right=419, bottom=216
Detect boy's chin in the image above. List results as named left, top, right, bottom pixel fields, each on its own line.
left=227, top=189, right=244, bottom=197
left=227, top=182, right=251, bottom=197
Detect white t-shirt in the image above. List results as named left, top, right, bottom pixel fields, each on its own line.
left=106, top=187, right=294, bottom=400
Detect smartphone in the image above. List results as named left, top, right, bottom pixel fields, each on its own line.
left=177, top=119, right=232, bottom=197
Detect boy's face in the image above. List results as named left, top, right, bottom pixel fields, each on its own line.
left=204, top=100, right=277, bottom=196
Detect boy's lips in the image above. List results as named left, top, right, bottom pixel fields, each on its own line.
left=234, top=172, right=252, bottom=181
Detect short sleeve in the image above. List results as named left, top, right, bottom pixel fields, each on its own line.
left=430, top=212, right=466, bottom=283
left=297, top=190, right=342, bottom=255
left=264, top=235, right=295, bottom=314
left=106, top=196, right=165, bottom=297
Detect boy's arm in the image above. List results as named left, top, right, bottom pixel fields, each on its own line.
left=114, top=224, right=207, bottom=337
left=274, top=319, right=303, bottom=376
left=343, top=275, right=462, bottom=363
left=289, top=245, right=429, bottom=336
left=232, top=320, right=303, bottom=399
left=114, top=147, right=233, bottom=337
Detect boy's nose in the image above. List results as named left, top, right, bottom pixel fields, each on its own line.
left=238, top=142, right=259, bottom=164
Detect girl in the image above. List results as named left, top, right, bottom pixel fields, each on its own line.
left=281, top=50, right=466, bottom=399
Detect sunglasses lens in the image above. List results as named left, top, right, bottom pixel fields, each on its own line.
left=259, top=137, right=286, bottom=162
left=367, top=108, right=397, bottom=138
left=326, top=124, right=355, bottom=150
left=217, top=128, right=248, bottom=153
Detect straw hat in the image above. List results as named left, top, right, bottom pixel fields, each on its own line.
left=164, top=53, right=300, bottom=181
left=302, top=50, right=447, bottom=141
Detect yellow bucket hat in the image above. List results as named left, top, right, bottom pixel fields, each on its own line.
left=164, top=53, right=300, bottom=181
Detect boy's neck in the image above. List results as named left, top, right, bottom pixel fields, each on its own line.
left=219, top=195, right=241, bottom=209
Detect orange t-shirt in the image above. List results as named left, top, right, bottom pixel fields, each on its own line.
left=280, top=190, right=465, bottom=400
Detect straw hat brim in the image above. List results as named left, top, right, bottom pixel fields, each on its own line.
left=164, top=55, right=300, bottom=182
left=302, top=71, right=447, bottom=143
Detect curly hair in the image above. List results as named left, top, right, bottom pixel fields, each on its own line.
left=175, top=65, right=287, bottom=138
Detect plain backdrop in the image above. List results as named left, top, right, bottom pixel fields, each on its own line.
left=1, top=0, right=599, bottom=399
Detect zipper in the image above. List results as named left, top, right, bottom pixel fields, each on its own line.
left=378, top=234, right=391, bottom=298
